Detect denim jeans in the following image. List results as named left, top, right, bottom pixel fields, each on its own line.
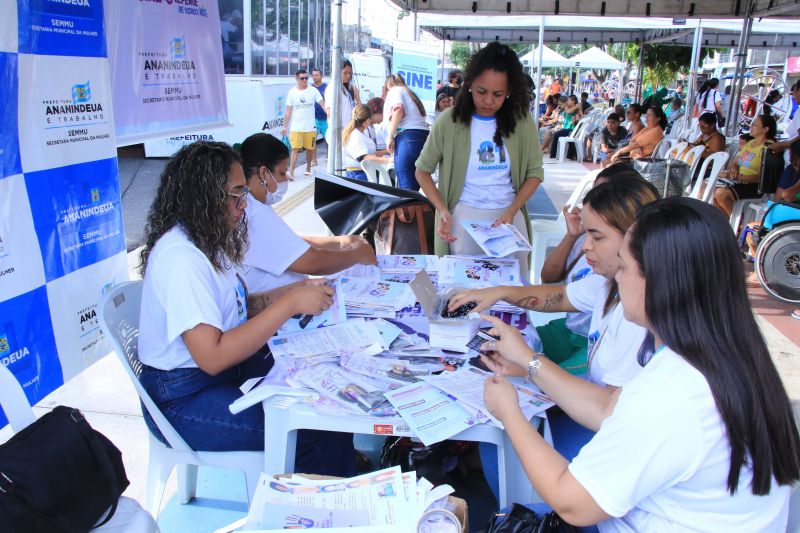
left=139, top=353, right=356, bottom=477
left=346, top=169, right=368, bottom=181
left=394, top=129, right=428, bottom=191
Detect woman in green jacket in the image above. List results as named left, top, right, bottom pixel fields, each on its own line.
left=415, top=42, right=544, bottom=276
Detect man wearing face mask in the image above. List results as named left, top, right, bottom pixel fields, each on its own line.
left=239, top=133, right=377, bottom=293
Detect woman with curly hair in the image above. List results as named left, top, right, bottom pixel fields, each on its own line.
left=415, top=41, right=544, bottom=275
left=137, top=141, right=356, bottom=475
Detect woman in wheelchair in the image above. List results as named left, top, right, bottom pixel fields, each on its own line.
left=479, top=198, right=799, bottom=530
left=136, top=141, right=356, bottom=475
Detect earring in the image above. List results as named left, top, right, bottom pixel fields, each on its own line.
left=468, top=88, right=472, bottom=93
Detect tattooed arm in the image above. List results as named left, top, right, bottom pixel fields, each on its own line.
left=447, top=284, right=578, bottom=314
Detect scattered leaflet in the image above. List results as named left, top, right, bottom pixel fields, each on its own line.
left=384, top=382, right=489, bottom=446
left=332, top=263, right=381, bottom=281
left=294, top=363, right=395, bottom=416
left=268, top=319, right=383, bottom=362
left=340, top=277, right=417, bottom=316
left=277, top=279, right=347, bottom=335
left=370, top=318, right=403, bottom=349
left=460, top=219, right=532, bottom=257
left=341, top=349, right=443, bottom=384
left=241, top=467, right=411, bottom=532
left=438, top=256, right=522, bottom=285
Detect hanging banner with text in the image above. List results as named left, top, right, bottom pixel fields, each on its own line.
left=105, top=0, right=229, bottom=146
left=0, top=0, right=128, bottom=428
left=391, top=41, right=439, bottom=114
left=349, top=52, right=389, bottom=104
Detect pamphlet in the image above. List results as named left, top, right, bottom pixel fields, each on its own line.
left=277, top=279, right=347, bottom=335
left=460, top=219, right=532, bottom=257
left=268, top=319, right=384, bottom=361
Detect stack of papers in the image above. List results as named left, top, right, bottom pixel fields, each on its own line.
left=460, top=220, right=532, bottom=257
left=438, top=256, right=522, bottom=286
left=340, top=277, right=417, bottom=318
left=239, top=467, right=455, bottom=532
left=335, top=255, right=441, bottom=285
left=268, top=319, right=384, bottom=365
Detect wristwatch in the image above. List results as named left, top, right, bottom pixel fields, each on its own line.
left=525, top=352, right=543, bottom=383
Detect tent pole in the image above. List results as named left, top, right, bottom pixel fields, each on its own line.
left=725, top=1, right=754, bottom=137
left=441, top=37, right=446, bottom=86
left=685, top=23, right=703, bottom=120
left=243, top=0, right=252, bottom=75
left=535, top=16, right=545, bottom=122
left=328, top=0, right=343, bottom=174
left=635, top=41, right=644, bottom=103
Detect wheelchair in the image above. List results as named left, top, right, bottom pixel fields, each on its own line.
left=753, top=202, right=800, bottom=305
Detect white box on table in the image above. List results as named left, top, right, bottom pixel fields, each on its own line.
left=409, top=270, right=480, bottom=353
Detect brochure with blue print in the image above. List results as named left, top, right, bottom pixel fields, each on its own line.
left=460, top=219, right=532, bottom=257
left=277, top=279, right=347, bottom=335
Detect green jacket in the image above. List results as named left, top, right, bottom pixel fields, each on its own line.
left=415, top=107, right=545, bottom=255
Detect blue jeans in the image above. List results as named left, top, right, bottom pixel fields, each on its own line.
left=139, top=353, right=356, bottom=477
left=346, top=169, right=368, bottom=181
left=394, top=129, right=428, bottom=191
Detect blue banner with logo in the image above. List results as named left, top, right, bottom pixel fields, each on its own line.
left=1, top=0, right=128, bottom=429
left=25, top=158, right=125, bottom=281
left=391, top=48, right=438, bottom=113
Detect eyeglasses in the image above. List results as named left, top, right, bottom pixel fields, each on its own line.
left=227, top=185, right=250, bottom=209
left=299, top=76, right=309, bottom=80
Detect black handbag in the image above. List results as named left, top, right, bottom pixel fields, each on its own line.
left=0, top=405, right=130, bottom=532
left=486, top=503, right=580, bottom=533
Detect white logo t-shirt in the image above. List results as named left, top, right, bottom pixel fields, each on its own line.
left=286, top=86, right=323, bottom=132
left=459, top=115, right=515, bottom=209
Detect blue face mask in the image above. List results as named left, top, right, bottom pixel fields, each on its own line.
left=260, top=168, right=288, bottom=205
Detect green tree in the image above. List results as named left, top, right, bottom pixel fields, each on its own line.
left=449, top=42, right=472, bottom=68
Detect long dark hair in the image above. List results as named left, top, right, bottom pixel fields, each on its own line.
left=582, top=177, right=660, bottom=314
left=628, top=198, right=800, bottom=495
left=139, top=141, right=246, bottom=273
left=756, top=113, right=778, bottom=141
left=452, top=42, right=530, bottom=151
left=341, top=59, right=355, bottom=100
left=646, top=105, right=668, bottom=130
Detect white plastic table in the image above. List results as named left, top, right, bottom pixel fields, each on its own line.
left=260, top=394, right=550, bottom=508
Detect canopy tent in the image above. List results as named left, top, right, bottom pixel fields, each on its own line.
left=389, top=0, right=800, bottom=19
left=518, top=45, right=572, bottom=68
left=569, top=46, right=624, bottom=69
left=419, top=15, right=800, bottom=50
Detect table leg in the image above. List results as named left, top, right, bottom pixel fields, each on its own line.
left=263, top=401, right=298, bottom=474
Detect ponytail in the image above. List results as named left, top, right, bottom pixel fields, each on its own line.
left=342, top=104, right=372, bottom=144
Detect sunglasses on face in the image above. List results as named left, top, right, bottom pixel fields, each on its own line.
left=227, top=185, right=250, bottom=209
left=299, top=76, right=309, bottom=80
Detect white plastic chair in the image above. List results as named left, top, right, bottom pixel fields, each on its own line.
left=686, top=152, right=729, bottom=201
left=664, top=142, right=688, bottom=161
left=360, top=159, right=394, bottom=187
left=650, top=139, right=665, bottom=160
left=664, top=116, right=686, bottom=140
left=556, top=117, right=590, bottom=162
left=680, top=145, right=707, bottom=182
left=0, top=364, right=159, bottom=532
left=98, top=281, right=263, bottom=519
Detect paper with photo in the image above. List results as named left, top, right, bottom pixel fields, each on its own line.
left=340, top=277, right=417, bottom=312
left=294, top=363, right=394, bottom=415
left=341, top=349, right=443, bottom=385
left=268, top=319, right=383, bottom=360
left=438, top=256, right=522, bottom=285
left=460, top=219, right=532, bottom=257
left=384, top=382, right=489, bottom=446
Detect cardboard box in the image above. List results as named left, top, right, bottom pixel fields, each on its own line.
left=409, top=270, right=480, bottom=353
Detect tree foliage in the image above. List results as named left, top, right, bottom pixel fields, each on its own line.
left=449, top=42, right=472, bottom=68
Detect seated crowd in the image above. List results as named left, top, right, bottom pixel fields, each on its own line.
left=134, top=43, right=799, bottom=531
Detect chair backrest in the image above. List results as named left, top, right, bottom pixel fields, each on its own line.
left=563, top=171, right=599, bottom=210
left=686, top=151, right=729, bottom=202
left=359, top=159, right=381, bottom=184
left=98, top=281, right=197, bottom=456
left=0, top=363, right=36, bottom=433
left=650, top=139, right=665, bottom=159
left=665, top=116, right=686, bottom=140
left=665, top=142, right=688, bottom=160
left=569, top=117, right=589, bottom=139
left=681, top=145, right=707, bottom=179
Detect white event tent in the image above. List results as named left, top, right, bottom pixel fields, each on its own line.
left=570, top=46, right=624, bottom=70
left=518, top=46, right=572, bottom=68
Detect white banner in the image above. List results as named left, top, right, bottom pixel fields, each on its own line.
left=349, top=52, right=389, bottom=103
left=144, top=78, right=294, bottom=157
left=105, top=0, right=229, bottom=146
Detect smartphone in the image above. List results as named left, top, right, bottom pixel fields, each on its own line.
left=468, top=355, right=492, bottom=373
left=466, top=329, right=499, bottom=354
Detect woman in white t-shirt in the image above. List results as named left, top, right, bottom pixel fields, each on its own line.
left=341, top=104, right=392, bottom=181
left=137, top=141, right=357, bottom=475
left=415, top=42, right=543, bottom=275
left=324, top=59, right=360, bottom=147
left=449, top=176, right=659, bottom=462
left=693, top=77, right=723, bottom=119
left=238, top=133, right=376, bottom=293
left=479, top=198, right=799, bottom=531
left=383, top=74, right=429, bottom=191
